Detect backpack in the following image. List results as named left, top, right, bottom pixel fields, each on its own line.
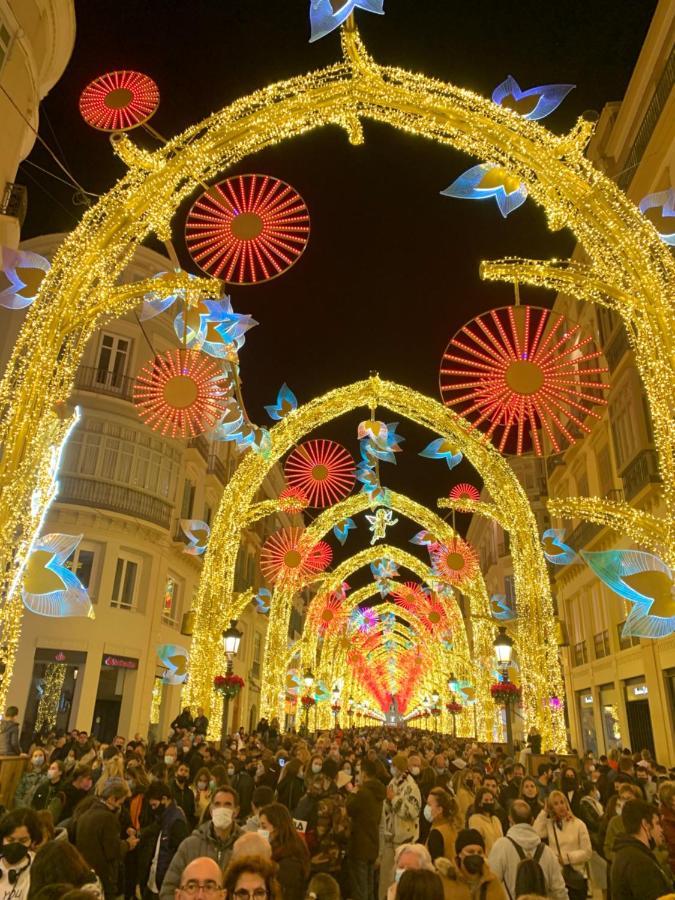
left=505, top=837, right=547, bottom=900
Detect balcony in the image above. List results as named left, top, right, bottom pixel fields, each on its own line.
left=567, top=518, right=602, bottom=551
left=604, top=327, right=630, bottom=373
left=187, top=434, right=210, bottom=463
left=546, top=453, right=565, bottom=478
left=207, top=453, right=229, bottom=486
left=74, top=366, right=135, bottom=402
left=621, top=448, right=661, bottom=501
left=58, top=475, right=173, bottom=529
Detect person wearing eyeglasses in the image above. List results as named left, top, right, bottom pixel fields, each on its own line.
left=222, top=854, right=282, bottom=899
left=175, top=855, right=225, bottom=899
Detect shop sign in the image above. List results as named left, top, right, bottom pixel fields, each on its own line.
left=581, top=694, right=593, bottom=705
left=102, top=654, right=138, bottom=670
left=629, top=683, right=648, bottom=698
left=35, top=648, right=87, bottom=665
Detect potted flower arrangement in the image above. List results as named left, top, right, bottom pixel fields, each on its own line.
left=446, top=700, right=463, bottom=715
left=301, top=695, right=316, bottom=709
left=213, top=673, right=245, bottom=699
left=490, top=680, right=521, bottom=704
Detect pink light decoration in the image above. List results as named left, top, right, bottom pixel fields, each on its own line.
left=260, top=528, right=330, bottom=584
left=431, top=538, right=479, bottom=585
left=439, top=305, right=608, bottom=455
left=79, top=71, right=160, bottom=131
left=449, top=483, right=480, bottom=502
left=133, top=349, right=228, bottom=438
left=185, top=174, right=310, bottom=285
left=284, top=440, right=356, bottom=508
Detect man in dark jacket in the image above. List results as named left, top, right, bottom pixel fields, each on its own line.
left=610, top=798, right=673, bottom=900
left=346, top=758, right=386, bottom=900
left=75, top=781, right=139, bottom=899
left=171, top=762, right=196, bottom=829
left=143, top=781, right=189, bottom=896
left=59, top=764, right=94, bottom=820
left=170, top=708, right=193, bottom=733
left=0, top=707, right=21, bottom=756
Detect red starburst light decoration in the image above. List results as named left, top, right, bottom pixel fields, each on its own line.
left=284, top=440, right=355, bottom=508
left=278, top=487, right=309, bottom=513
left=185, top=174, right=310, bottom=285
left=392, top=582, right=429, bottom=615
left=79, top=71, right=160, bottom=132
left=133, top=349, right=227, bottom=438
left=260, top=529, right=331, bottom=584
left=310, top=592, right=346, bottom=635
left=449, top=483, right=481, bottom=503
left=431, top=538, right=479, bottom=585
left=439, top=305, right=608, bottom=455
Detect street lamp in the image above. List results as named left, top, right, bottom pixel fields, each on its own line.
left=302, top=668, right=314, bottom=732
left=348, top=696, right=354, bottom=728
left=447, top=672, right=459, bottom=693
left=331, top=687, right=341, bottom=729
left=220, top=620, right=242, bottom=746
left=494, top=626, right=515, bottom=752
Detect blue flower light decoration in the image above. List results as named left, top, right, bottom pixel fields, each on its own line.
left=639, top=188, right=675, bottom=246
left=157, top=644, right=189, bottom=685
left=180, top=519, right=210, bottom=556
left=333, top=517, right=357, bottom=546
left=410, top=530, right=442, bottom=547
left=419, top=438, right=463, bottom=469
left=581, top=549, right=675, bottom=639
left=140, top=270, right=198, bottom=321
left=309, top=0, right=384, bottom=43
left=492, top=75, right=575, bottom=121
left=22, top=533, right=94, bottom=618
left=441, top=163, right=528, bottom=219
left=0, top=246, right=51, bottom=310
left=542, top=528, right=578, bottom=566
left=491, top=593, right=516, bottom=621
left=265, top=384, right=298, bottom=421
left=371, top=558, right=399, bottom=580
left=254, top=588, right=272, bottom=615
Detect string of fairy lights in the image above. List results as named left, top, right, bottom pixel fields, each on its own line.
left=0, top=14, right=671, bottom=747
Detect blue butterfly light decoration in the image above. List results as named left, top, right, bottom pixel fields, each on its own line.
left=253, top=588, right=272, bottom=615
left=333, top=517, right=357, bottom=546
left=0, top=246, right=51, bottom=309
left=639, top=188, right=675, bottom=247
left=309, top=0, right=384, bottom=43
left=491, top=594, right=516, bottom=622
left=180, top=520, right=211, bottom=556
left=157, top=644, right=190, bottom=685
left=22, top=534, right=94, bottom=618
left=419, top=438, right=463, bottom=470
left=265, top=384, right=298, bottom=421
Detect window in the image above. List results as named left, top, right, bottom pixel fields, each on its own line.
left=95, top=333, right=131, bottom=391
left=204, top=504, right=212, bottom=527
left=111, top=556, right=139, bottom=610
left=65, top=545, right=98, bottom=599
left=504, top=575, right=515, bottom=610
left=181, top=480, right=195, bottom=519
left=593, top=630, right=610, bottom=659
left=596, top=307, right=619, bottom=346
left=251, top=632, right=262, bottom=677
left=617, top=622, right=640, bottom=650
left=596, top=444, right=613, bottom=497
left=162, top=576, right=181, bottom=626
left=573, top=640, right=588, bottom=667
left=0, top=17, right=12, bottom=74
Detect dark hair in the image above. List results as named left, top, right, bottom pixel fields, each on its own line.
left=509, top=799, right=534, bottom=825
left=428, top=787, right=457, bottom=820
left=397, top=870, right=444, bottom=900
left=0, top=807, right=42, bottom=845
left=210, top=764, right=228, bottom=786
left=260, top=803, right=309, bottom=873
left=222, top=855, right=281, bottom=899
left=537, top=763, right=552, bottom=777
left=622, top=799, right=658, bottom=836
left=30, top=885, right=74, bottom=900
left=321, top=758, right=339, bottom=780
left=71, top=765, right=92, bottom=781
left=213, top=785, right=239, bottom=807
left=145, top=781, right=173, bottom=802
left=361, top=758, right=378, bottom=779
left=29, top=842, right=97, bottom=898
left=306, top=872, right=341, bottom=900
left=252, top=786, right=275, bottom=810
left=475, top=786, right=498, bottom=807
left=5, top=707, right=18, bottom=718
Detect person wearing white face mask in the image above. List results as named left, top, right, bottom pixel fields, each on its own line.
left=159, top=786, right=243, bottom=900
left=14, top=748, right=47, bottom=807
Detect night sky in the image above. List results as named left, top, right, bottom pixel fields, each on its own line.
left=21, top=0, right=657, bottom=573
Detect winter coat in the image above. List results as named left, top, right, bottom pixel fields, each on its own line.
left=468, top=812, right=503, bottom=854
left=309, top=787, right=350, bottom=874
left=533, top=809, right=592, bottom=875
left=487, top=822, right=568, bottom=900
left=435, top=857, right=507, bottom=900
left=159, top=820, right=243, bottom=900
left=31, top=777, right=66, bottom=822
left=153, top=803, right=189, bottom=889
left=273, top=850, right=309, bottom=900
left=13, top=770, right=44, bottom=807
left=346, top=778, right=386, bottom=861
left=427, top=818, right=457, bottom=862
left=170, top=779, right=196, bottom=829
left=609, top=834, right=673, bottom=900
left=579, top=794, right=604, bottom=852
left=383, top=772, right=421, bottom=846
left=75, top=798, right=129, bottom=900
left=0, top=719, right=20, bottom=756
left=231, top=770, right=254, bottom=818
left=660, top=802, right=675, bottom=876
left=277, top=773, right=305, bottom=812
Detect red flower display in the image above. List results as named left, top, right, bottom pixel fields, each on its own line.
left=79, top=70, right=160, bottom=131
left=490, top=680, right=522, bottom=704
left=430, top=538, right=479, bottom=585
left=260, top=528, right=331, bottom=584
left=214, top=673, right=245, bottom=699
left=284, top=440, right=356, bottom=508
left=446, top=700, right=463, bottom=715
left=133, top=349, right=228, bottom=438
left=185, top=174, right=310, bottom=285
left=449, top=483, right=480, bottom=503
left=301, top=695, right=316, bottom=708
left=439, top=305, right=608, bottom=455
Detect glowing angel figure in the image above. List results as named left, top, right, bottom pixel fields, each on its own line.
left=0, top=246, right=51, bottom=309
left=442, top=163, right=528, bottom=218
left=582, top=549, right=675, bottom=639
left=492, top=75, right=575, bottom=121
left=419, top=438, right=463, bottom=470
left=180, top=520, right=210, bottom=556
left=157, top=644, right=189, bottom=685
left=309, top=0, right=384, bottom=43
left=22, top=534, right=94, bottom=618
left=639, top=189, right=675, bottom=247
left=491, top=593, right=516, bottom=621
left=333, top=517, right=357, bottom=546
left=542, top=528, right=579, bottom=566
left=366, top=508, right=398, bottom=544
left=265, top=384, right=298, bottom=421
left=253, top=588, right=271, bottom=614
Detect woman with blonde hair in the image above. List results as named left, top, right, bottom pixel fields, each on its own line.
left=94, top=754, right=126, bottom=796
left=451, top=769, right=476, bottom=825
left=534, top=789, right=591, bottom=900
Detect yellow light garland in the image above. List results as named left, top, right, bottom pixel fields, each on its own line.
left=35, top=663, right=66, bottom=732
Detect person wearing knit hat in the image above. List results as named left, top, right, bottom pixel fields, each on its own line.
left=379, top=751, right=422, bottom=900
left=435, top=828, right=508, bottom=899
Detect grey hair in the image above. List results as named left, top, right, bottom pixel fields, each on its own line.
left=394, top=843, right=434, bottom=870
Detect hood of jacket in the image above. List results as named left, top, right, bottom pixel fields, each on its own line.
left=506, top=822, right=542, bottom=853
left=612, top=833, right=655, bottom=856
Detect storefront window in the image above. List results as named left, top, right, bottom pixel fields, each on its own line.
left=577, top=690, right=597, bottom=755
left=600, top=684, right=622, bottom=751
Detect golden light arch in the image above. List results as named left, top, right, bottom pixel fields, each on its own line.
left=0, top=18, right=671, bottom=726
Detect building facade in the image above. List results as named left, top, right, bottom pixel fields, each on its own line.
left=467, top=0, right=675, bottom=762
left=0, top=0, right=75, bottom=247
left=1, top=233, right=304, bottom=745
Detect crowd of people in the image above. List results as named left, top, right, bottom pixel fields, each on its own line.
left=1, top=703, right=675, bottom=900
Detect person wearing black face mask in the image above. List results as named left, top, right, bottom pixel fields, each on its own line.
left=468, top=788, right=503, bottom=855
left=609, top=799, right=673, bottom=900
left=0, top=807, right=41, bottom=900
left=435, top=828, right=507, bottom=899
